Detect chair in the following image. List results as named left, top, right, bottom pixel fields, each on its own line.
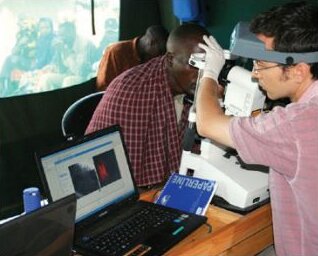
left=61, top=91, right=104, bottom=140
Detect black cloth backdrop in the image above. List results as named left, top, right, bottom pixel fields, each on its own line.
left=0, top=79, right=95, bottom=218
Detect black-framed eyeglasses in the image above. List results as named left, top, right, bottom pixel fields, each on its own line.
left=253, top=60, right=283, bottom=72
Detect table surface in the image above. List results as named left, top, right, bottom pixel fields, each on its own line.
left=141, top=189, right=273, bottom=256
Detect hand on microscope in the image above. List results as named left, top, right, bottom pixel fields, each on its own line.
left=198, top=35, right=225, bottom=82
left=196, top=35, right=234, bottom=148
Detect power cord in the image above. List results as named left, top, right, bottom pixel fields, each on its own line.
left=151, top=188, right=161, bottom=201
left=204, top=222, right=212, bottom=233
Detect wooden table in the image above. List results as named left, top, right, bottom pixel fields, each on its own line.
left=142, top=189, right=273, bottom=256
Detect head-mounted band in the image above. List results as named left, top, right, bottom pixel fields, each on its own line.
left=230, top=22, right=318, bottom=64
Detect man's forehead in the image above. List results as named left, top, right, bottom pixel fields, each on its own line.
left=256, top=34, right=274, bottom=50
left=169, top=40, right=203, bottom=54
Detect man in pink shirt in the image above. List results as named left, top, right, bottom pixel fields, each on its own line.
left=196, top=2, right=318, bottom=256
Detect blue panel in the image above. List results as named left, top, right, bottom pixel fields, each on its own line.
left=173, top=0, right=200, bottom=22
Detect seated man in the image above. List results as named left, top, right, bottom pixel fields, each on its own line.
left=86, top=23, right=209, bottom=189
left=96, top=25, right=169, bottom=91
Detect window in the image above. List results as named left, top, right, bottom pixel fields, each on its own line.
left=0, top=0, right=120, bottom=98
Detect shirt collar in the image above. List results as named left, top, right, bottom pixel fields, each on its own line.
left=298, top=80, right=318, bottom=103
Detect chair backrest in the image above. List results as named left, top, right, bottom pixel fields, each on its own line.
left=61, top=91, right=104, bottom=140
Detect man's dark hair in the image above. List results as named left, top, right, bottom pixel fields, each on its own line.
left=145, top=25, right=169, bottom=54
left=250, top=1, right=318, bottom=78
left=167, top=23, right=209, bottom=53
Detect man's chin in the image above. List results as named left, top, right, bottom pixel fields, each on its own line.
left=185, top=91, right=195, bottom=98
left=266, top=93, right=279, bottom=101
left=188, top=86, right=196, bottom=96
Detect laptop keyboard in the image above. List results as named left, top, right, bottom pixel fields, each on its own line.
left=79, top=204, right=182, bottom=256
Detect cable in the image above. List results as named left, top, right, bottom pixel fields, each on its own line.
left=90, top=0, right=96, bottom=35
left=204, top=222, right=212, bottom=233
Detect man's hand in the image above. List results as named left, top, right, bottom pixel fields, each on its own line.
left=198, top=35, right=225, bottom=81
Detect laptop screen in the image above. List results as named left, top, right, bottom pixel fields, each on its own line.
left=37, top=125, right=136, bottom=222
left=0, top=194, right=76, bottom=256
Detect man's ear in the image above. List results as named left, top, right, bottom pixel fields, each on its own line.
left=293, top=63, right=312, bottom=83
left=165, top=52, right=174, bottom=67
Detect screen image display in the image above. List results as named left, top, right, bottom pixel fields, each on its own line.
left=40, top=130, right=135, bottom=221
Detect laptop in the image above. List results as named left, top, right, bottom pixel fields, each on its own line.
left=0, top=194, right=76, bottom=256
left=36, top=124, right=207, bottom=256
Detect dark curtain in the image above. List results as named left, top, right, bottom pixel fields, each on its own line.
left=0, top=79, right=96, bottom=218
left=119, top=0, right=162, bottom=40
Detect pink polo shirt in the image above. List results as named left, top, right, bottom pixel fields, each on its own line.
left=230, top=80, right=318, bottom=256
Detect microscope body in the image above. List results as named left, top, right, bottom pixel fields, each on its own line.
left=179, top=52, right=269, bottom=212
